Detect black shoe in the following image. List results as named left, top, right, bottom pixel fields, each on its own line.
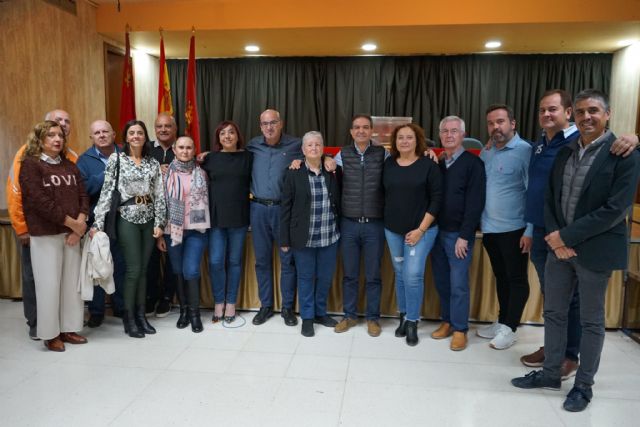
left=563, top=385, right=592, bottom=412
left=123, top=310, right=144, bottom=338
left=314, top=315, right=338, bottom=327
left=252, top=307, right=274, bottom=325
left=395, top=312, right=407, bottom=337
left=86, top=314, right=104, bottom=328
left=134, top=305, right=156, bottom=334
left=281, top=307, right=298, bottom=326
left=511, top=370, right=561, bottom=390
left=189, top=308, right=203, bottom=333
left=155, top=298, right=171, bottom=318
left=29, top=325, right=40, bottom=341
left=177, top=307, right=189, bottom=329
left=301, top=319, right=315, bottom=337
left=405, top=320, right=419, bottom=346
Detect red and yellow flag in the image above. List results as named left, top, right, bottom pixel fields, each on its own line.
left=185, top=32, right=201, bottom=153
left=157, top=34, right=173, bottom=115
left=119, top=30, right=136, bottom=132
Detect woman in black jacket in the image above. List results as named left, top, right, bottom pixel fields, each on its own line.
left=280, top=131, right=341, bottom=337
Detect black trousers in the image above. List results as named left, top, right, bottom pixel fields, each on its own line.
left=482, top=228, right=530, bottom=331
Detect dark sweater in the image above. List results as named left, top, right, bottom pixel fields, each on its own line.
left=383, top=156, right=442, bottom=234
left=201, top=150, right=253, bottom=228
left=19, top=156, right=90, bottom=236
left=437, top=151, right=486, bottom=241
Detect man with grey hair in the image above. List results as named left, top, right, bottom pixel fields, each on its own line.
left=6, top=109, right=76, bottom=340
left=146, top=112, right=178, bottom=317
left=77, top=120, right=125, bottom=327
left=512, top=89, right=640, bottom=412
left=430, top=116, right=486, bottom=351
left=247, top=109, right=302, bottom=326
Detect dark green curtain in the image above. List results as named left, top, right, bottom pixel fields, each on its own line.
left=167, top=54, right=611, bottom=150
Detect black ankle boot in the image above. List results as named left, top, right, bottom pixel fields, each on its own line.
left=123, top=310, right=144, bottom=338
left=186, top=279, right=203, bottom=333
left=175, top=275, right=189, bottom=329
left=135, top=305, right=156, bottom=334
left=395, top=312, right=407, bottom=337
left=405, top=320, right=418, bottom=346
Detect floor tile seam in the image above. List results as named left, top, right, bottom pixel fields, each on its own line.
left=104, top=367, right=168, bottom=426
left=337, top=335, right=354, bottom=426
left=346, top=353, right=522, bottom=368
left=343, top=376, right=549, bottom=395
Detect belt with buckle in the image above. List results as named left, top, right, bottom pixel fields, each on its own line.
left=348, top=217, right=374, bottom=223
left=121, top=195, right=152, bottom=206
left=251, top=197, right=280, bottom=206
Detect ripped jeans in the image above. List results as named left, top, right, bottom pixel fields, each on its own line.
left=384, top=226, right=438, bottom=321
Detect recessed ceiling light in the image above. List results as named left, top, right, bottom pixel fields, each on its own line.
left=485, top=40, right=502, bottom=49
left=361, top=43, right=377, bottom=52
left=617, top=39, right=638, bottom=47
left=245, top=45, right=260, bottom=53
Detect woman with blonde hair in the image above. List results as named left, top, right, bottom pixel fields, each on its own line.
left=19, top=120, right=90, bottom=351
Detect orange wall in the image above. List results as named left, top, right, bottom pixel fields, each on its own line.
left=96, top=0, right=640, bottom=32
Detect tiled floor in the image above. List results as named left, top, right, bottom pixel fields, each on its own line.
left=1, top=298, right=639, bottom=427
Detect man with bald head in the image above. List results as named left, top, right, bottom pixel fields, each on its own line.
left=77, top=120, right=125, bottom=327
left=247, top=109, right=302, bottom=326
left=146, top=113, right=178, bottom=317
left=6, top=109, right=76, bottom=339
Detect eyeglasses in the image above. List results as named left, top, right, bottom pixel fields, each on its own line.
left=439, top=129, right=461, bottom=135
left=260, top=120, right=280, bottom=127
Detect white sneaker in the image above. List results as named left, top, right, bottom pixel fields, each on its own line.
left=476, top=321, right=500, bottom=339
left=489, top=324, right=517, bottom=350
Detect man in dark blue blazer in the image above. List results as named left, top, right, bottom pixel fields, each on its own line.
left=511, top=89, right=640, bottom=412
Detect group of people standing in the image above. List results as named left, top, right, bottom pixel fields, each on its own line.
left=6, top=88, right=640, bottom=413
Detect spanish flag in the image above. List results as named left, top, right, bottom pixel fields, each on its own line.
left=185, top=32, right=201, bottom=153
left=119, top=30, right=136, bottom=132
left=157, top=35, right=173, bottom=115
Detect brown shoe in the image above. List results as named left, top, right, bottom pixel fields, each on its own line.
left=60, top=332, right=88, bottom=345
left=44, top=336, right=65, bottom=352
left=520, top=346, right=545, bottom=367
left=367, top=320, right=381, bottom=337
left=561, top=358, right=579, bottom=381
left=431, top=322, right=453, bottom=339
left=334, top=318, right=357, bottom=333
left=450, top=331, right=467, bottom=351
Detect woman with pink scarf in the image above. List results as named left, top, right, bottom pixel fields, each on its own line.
left=158, top=136, right=210, bottom=332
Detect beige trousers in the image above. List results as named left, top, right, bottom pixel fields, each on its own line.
left=30, top=234, right=84, bottom=340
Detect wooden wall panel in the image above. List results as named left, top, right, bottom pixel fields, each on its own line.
left=0, top=0, right=106, bottom=209
left=610, top=43, right=640, bottom=136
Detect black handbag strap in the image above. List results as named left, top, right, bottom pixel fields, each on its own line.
left=114, top=151, right=120, bottom=189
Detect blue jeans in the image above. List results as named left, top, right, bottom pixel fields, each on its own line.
left=292, top=241, right=339, bottom=319
left=340, top=218, right=385, bottom=320
left=250, top=202, right=296, bottom=308
left=431, top=230, right=474, bottom=332
left=531, top=226, right=581, bottom=361
left=385, top=226, right=438, bottom=322
left=209, top=226, right=248, bottom=304
left=164, top=230, right=208, bottom=280
left=88, top=240, right=125, bottom=316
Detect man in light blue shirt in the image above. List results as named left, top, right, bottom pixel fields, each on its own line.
left=477, top=104, right=532, bottom=350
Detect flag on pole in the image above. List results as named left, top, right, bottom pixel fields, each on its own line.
left=157, top=33, right=173, bottom=115
left=119, top=29, right=136, bottom=132
left=185, top=31, right=200, bottom=153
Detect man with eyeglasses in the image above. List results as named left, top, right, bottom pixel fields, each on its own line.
left=247, top=109, right=302, bottom=326
left=6, top=109, right=77, bottom=340
left=430, top=116, right=486, bottom=351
